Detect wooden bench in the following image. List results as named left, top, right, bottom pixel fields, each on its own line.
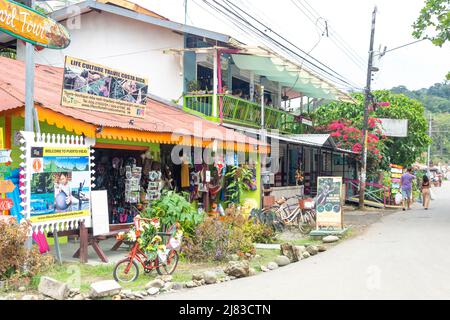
left=47, top=222, right=133, bottom=263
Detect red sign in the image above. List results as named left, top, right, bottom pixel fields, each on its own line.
left=32, top=158, right=43, bottom=173
left=0, top=198, right=13, bottom=211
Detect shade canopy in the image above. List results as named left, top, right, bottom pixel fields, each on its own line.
left=231, top=53, right=352, bottom=102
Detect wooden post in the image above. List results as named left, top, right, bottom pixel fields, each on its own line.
left=79, top=222, right=88, bottom=263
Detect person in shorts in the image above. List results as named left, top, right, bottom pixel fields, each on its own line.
left=400, top=167, right=416, bottom=211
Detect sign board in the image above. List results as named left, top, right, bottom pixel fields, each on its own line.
left=0, top=179, right=15, bottom=193
left=21, top=132, right=94, bottom=230
left=389, top=164, right=404, bottom=195
left=379, top=119, right=408, bottom=137
left=0, top=198, right=13, bottom=210
left=0, top=0, right=70, bottom=49
left=91, top=190, right=110, bottom=236
left=301, top=118, right=313, bottom=126
left=61, top=56, right=148, bottom=118
left=0, top=150, right=12, bottom=163
left=315, top=176, right=343, bottom=230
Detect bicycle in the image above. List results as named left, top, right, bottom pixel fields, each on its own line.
left=113, top=216, right=180, bottom=283
left=262, top=195, right=316, bottom=234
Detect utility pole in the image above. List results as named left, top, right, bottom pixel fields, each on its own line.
left=24, top=0, right=35, bottom=133
left=427, top=114, right=432, bottom=167
left=358, top=6, right=377, bottom=209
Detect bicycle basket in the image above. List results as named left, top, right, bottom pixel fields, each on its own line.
left=299, top=198, right=315, bottom=210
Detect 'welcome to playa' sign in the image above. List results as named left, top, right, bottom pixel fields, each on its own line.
left=0, top=0, right=70, bottom=49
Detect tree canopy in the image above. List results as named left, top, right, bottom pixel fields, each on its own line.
left=313, top=90, right=431, bottom=171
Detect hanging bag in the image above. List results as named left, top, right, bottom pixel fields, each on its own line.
left=394, top=192, right=403, bottom=205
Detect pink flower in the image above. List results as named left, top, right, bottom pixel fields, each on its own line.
left=331, top=131, right=341, bottom=137
left=352, top=143, right=362, bottom=153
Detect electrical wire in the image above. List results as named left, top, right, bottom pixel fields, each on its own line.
left=300, top=0, right=367, bottom=65
left=202, top=0, right=362, bottom=91
left=291, top=0, right=367, bottom=71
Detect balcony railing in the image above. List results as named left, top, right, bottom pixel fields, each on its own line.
left=183, top=94, right=306, bottom=134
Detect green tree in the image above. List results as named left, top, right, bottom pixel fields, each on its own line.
left=313, top=91, right=431, bottom=170
left=412, top=0, right=450, bottom=46
left=412, top=0, right=450, bottom=78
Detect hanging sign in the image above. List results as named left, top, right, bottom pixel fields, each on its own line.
left=389, top=164, right=404, bottom=196
left=0, top=198, right=13, bottom=210
left=61, top=56, right=148, bottom=118
left=0, top=0, right=70, bottom=49
left=315, top=176, right=343, bottom=230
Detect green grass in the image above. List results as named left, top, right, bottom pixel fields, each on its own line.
left=27, top=248, right=282, bottom=294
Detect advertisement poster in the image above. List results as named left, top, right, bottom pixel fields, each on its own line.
left=390, top=164, right=404, bottom=196
left=315, top=176, right=343, bottom=230
left=29, top=146, right=91, bottom=223
left=61, top=56, right=148, bottom=118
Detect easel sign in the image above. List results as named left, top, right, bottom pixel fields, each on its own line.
left=315, top=176, right=344, bottom=231
left=91, top=190, right=110, bottom=236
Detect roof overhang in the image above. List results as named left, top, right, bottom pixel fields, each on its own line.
left=1, top=0, right=234, bottom=46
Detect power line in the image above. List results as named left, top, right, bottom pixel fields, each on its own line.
left=376, top=38, right=427, bottom=56
left=291, top=0, right=367, bottom=71
left=203, top=0, right=362, bottom=90
left=300, top=0, right=367, bottom=66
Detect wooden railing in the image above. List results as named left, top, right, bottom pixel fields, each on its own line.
left=183, top=94, right=305, bottom=134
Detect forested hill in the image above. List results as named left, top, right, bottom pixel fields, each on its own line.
left=391, top=82, right=450, bottom=113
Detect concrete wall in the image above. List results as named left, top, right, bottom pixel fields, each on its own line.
left=17, top=11, right=184, bottom=102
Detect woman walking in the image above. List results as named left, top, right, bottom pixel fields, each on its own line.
left=421, top=175, right=431, bottom=210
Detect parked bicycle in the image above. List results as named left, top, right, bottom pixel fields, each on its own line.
left=113, top=216, right=181, bottom=283
left=262, top=195, right=316, bottom=234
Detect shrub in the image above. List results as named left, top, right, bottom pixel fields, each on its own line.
left=182, top=214, right=256, bottom=262
left=0, top=220, right=53, bottom=282
left=243, top=218, right=276, bottom=244
left=144, top=191, right=204, bottom=237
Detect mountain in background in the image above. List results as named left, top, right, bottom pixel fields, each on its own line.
left=391, top=82, right=450, bottom=164
left=391, top=82, right=450, bottom=113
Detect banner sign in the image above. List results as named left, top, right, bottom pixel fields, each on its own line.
left=61, top=56, right=148, bottom=118
left=315, top=176, right=343, bottom=230
left=20, top=132, right=95, bottom=231
left=379, top=118, right=408, bottom=137
left=0, top=0, right=70, bottom=49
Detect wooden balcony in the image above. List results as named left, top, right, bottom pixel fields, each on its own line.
left=183, top=94, right=306, bottom=134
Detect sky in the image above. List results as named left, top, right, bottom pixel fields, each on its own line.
left=132, top=0, right=450, bottom=91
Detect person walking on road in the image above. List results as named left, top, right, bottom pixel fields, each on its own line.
left=401, top=167, right=416, bottom=211
left=420, top=175, right=431, bottom=210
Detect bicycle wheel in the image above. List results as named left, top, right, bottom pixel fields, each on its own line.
left=113, top=258, right=139, bottom=283
left=156, top=250, right=179, bottom=275
left=298, top=212, right=313, bottom=235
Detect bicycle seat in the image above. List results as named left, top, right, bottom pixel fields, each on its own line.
left=276, top=197, right=287, bottom=205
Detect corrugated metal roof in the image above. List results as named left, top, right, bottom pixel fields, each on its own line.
left=0, top=57, right=265, bottom=147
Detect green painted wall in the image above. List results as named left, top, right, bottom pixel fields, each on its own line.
left=241, top=152, right=261, bottom=212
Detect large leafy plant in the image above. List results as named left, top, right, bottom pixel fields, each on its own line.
left=225, top=166, right=254, bottom=205
left=144, top=191, right=203, bottom=236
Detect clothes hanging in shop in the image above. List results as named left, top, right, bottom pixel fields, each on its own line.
left=181, top=160, right=190, bottom=188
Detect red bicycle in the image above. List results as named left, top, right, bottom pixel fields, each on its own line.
left=113, top=217, right=180, bottom=283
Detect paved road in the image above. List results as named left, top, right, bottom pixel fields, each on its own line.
left=154, top=182, right=450, bottom=300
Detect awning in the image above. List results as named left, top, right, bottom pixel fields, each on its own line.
left=0, top=57, right=268, bottom=153
left=231, top=53, right=348, bottom=101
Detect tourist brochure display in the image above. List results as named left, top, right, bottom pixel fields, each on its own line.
left=61, top=56, right=148, bottom=118
left=314, top=176, right=344, bottom=231
left=20, top=131, right=95, bottom=231
left=0, top=0, right=70, bottom=49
